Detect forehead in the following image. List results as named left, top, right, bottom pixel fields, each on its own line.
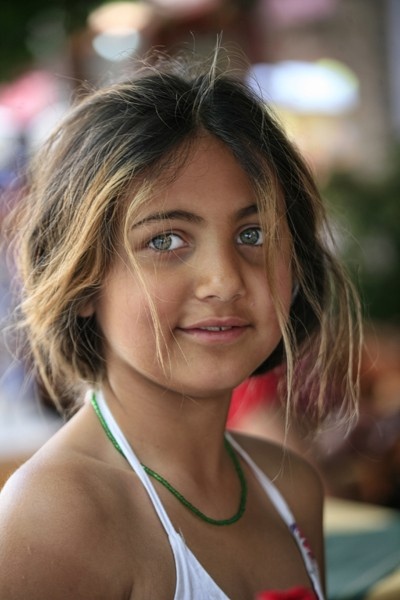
left=131, top=135, right=259, bottom=221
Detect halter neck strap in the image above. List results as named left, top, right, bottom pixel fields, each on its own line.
left=94, top=390, right=178, bottom=539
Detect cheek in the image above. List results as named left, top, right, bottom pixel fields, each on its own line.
left=142, top=268, right=187, bottom=310
left=116, top=275, right=184, bottom=340
left=95, top=274, right=143, bottom=338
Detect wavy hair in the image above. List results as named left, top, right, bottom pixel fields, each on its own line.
left=8, top=49, right=361, bottom=425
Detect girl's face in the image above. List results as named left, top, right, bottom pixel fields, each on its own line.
left=92, top=136, right=293, bottom=400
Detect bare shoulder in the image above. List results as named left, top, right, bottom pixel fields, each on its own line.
left=0, top=444, right=134, bottom=600
left=230, top=431, right=326, bottom=580
left=230, top=431, right=324, bottom=510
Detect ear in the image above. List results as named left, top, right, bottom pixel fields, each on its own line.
left=78, top=299, right=95, bottom=318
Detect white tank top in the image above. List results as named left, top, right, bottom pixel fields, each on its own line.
left=95, top=392, right=325, bottom=600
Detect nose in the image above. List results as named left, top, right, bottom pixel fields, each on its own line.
left=194, top=243, right=246, bottom=303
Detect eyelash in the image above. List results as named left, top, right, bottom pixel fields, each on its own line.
left=147, top=226, right=264, bottom=253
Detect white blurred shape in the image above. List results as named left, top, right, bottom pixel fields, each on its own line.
left=92, top=29, right=141, bottom=61
left=0, top=106, right=20, bottom=169
left=26, top=101, right=69, bottom=151
left=248, top=60, right=359, bottom=115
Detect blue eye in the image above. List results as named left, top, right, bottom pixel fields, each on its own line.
left=237, top=227, right=264, bottom=246
left=148, top=233, right=184, bottom=252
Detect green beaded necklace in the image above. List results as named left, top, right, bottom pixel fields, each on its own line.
left=91, top=393, right=247, bottom=526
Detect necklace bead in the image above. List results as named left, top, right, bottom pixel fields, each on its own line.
left=91, top=393, right=247, bottom=526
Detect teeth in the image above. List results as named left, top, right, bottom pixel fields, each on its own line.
left=201, top=326, right=231, bottom=331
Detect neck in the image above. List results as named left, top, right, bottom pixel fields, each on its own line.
left=91, top=390, right=247, bottom=526
left=97, top=377, right=233, bottom=479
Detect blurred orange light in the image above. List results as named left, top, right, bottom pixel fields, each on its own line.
left=88, top=2, right=155, bottom=34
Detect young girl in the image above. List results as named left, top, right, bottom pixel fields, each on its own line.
left=0, top=50, right=360, bottom=600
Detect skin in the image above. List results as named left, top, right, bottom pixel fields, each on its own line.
left=0, top=136, right=325, bottom=599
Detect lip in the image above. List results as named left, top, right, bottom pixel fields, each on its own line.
left=176, top=317, right=251, bottom=345
left=181, top=317, right=250, bottom=329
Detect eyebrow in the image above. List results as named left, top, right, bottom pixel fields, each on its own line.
left=132, top=210, right=203, bottom=228
left=132, top=204, right=259, bottom=228
left=236, top=204, right=259, bottom=220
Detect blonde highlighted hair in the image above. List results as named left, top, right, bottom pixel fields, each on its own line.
left=8, top=49, right=361, bottom=425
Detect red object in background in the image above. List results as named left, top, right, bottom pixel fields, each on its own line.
left=0, top=70, right=58, bottom=128
left=255, top=586, right=317, bottom=600
left=227, top=371, right=280, bottom=428
left=149, top=0, right=223, bottom=19
left=264, top=0, right=336, bottom=27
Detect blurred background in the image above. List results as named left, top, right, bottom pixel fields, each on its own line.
left=0, top=1, right=400, bottom=597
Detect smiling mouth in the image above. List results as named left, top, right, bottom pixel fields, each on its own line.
left=177, top=324, right=250, bottom=343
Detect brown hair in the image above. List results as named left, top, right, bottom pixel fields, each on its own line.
left=9, top=50, right=361, bottom=425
